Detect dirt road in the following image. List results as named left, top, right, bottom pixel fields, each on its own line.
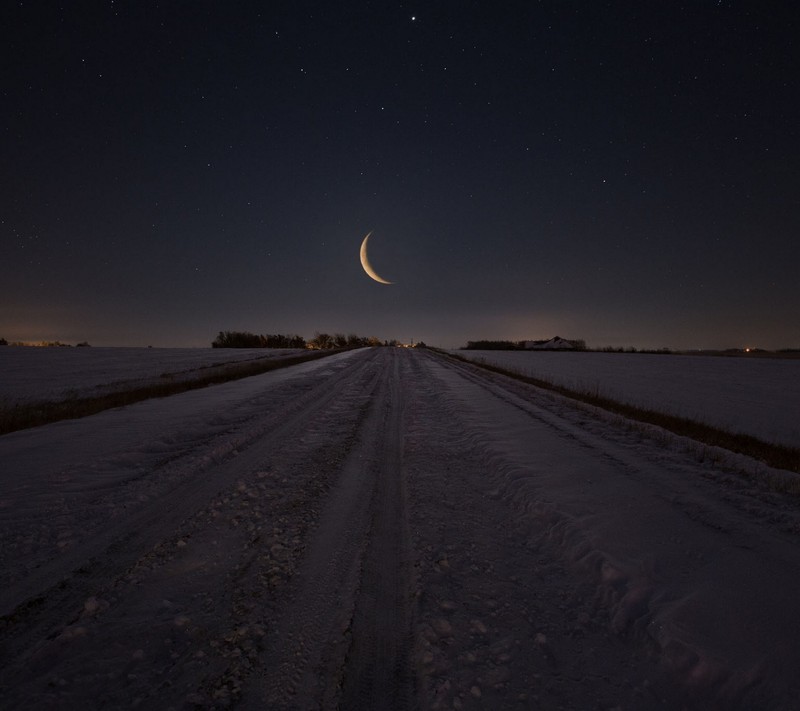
left=2, top=348, right=800, bottom=709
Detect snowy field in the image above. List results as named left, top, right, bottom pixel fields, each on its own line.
left=451, top=350, right=800, bottom=448
left=0, top=346, right=306, bottom=405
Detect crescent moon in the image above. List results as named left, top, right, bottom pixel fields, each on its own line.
left=359, top=231, right=394, bottom=284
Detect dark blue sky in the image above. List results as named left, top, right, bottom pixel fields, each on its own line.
left=2, top=2, right=798, bottom=349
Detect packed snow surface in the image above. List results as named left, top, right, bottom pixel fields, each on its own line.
left=2, top=347, right=800, bottom=709
left=452, top=349, right=800, bottom=447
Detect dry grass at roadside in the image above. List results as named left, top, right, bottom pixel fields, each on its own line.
left=439, top=350, right=800, bottom=479
left=0, top=350, right=341, bottom=435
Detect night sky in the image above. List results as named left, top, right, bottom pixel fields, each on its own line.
left=2, top=2, right=798, bottom=349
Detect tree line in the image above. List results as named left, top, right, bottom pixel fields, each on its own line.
left=0, top=338, right=90, bottom=347
left=211, top=331, right=391, bottom=349
left=463, top=340, right=521, bottom=350
left=463, top=338, right=587, bottom=350
left=212, top=331, right=307, bottom=348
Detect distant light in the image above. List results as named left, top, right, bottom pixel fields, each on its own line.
left=745, top=347, right=751, bottom=352
left=411, top=15, right=416, bottom=21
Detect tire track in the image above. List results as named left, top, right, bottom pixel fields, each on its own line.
left=241, top=348, right=415, bottom=710
left=403, top=351, right=676, bottom=709
left=412, top=349, right=800, bottom=708
left=338, top=348, right=416, bottom=711
left=0, top=350, right=382, bottom=696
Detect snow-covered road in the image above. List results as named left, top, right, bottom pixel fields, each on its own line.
left=2, top=348, right=800, bottom=709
